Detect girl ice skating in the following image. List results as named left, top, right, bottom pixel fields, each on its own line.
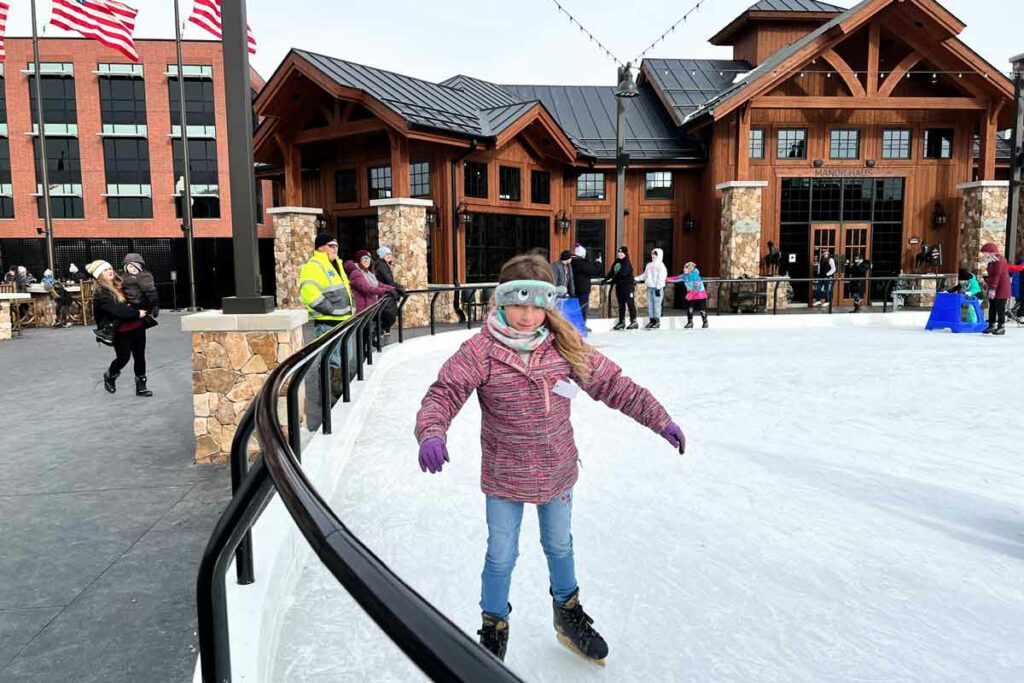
left=414, top=254, right=685, bottom=664
left=637, top=248, right=668, bottom=329
left=668, top=262, right=708, bottom=329
left=603, top=246, right=638, bottom=330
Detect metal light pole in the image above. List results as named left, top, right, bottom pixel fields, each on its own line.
left=1006, top=53, right=1024, bottom=263
left=30, top=0, right=55, bottom=273
left=614, top=62, right=638, bottom=251
left=220, top=0, right=273, bottom=314
left=173, top=0, right=198, bottom=310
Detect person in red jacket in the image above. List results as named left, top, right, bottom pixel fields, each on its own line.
left=980, top=242, right=1011, bottom=335
left=344, top=250, right=396, bottom=334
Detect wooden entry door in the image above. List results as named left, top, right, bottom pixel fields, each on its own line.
left=839, top=225, right=870, bottom=305
left=810, top=224, right=871, bottom=305
left=810, top=226, right=838, bottom=303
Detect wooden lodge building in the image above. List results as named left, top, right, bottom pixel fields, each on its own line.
left=256, top=0, right=1020, bottom=309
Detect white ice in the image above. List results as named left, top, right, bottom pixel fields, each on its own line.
left=273, top=315, right=1024, bottom=682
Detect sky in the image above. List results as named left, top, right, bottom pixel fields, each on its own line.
left=5, top=0, right=1021, bottom=85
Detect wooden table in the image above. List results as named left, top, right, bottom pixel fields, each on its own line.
left=0, top=292, right=30, bottom=340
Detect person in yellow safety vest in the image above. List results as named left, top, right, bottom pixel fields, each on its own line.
left=299, top=233, right=354, bottom=368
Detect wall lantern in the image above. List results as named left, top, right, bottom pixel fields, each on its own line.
left=932, top=201, right=949, bottom=228
left=865, top=159, right=876, bottom=168
left=424, top=206, right=437, bottom=226
left=683, top=212, right=697, bottom=234
left=813, top=159, right=824, bottom=168
left=555, top=210, right=571, bottom=233
left=456, top=200, right=472, bottom=226
left=314, top=216, right=327, bottom=231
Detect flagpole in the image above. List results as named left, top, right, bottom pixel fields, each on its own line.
left=30, top=0, right=55, bottom=274
left=173, top=0, right=197, bottom=310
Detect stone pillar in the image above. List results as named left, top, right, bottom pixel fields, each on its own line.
left=716, top=181, right=767, bottom=279
left=0, top=301, right=11, bottom=340
left=957, top=181, right=1008, bottom=275
left=371, top=198, right=432, bottom=327
left=182, top=309, right=308, bottom=465
left=269, top=207, right=323, bottom=309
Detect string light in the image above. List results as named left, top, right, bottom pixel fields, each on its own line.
left=549, top=0, right=623, bottom=66
left=633, top=0, right=707, bottom=64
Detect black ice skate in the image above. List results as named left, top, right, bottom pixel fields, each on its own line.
left=613, top=321, right=626, bottom=331
left=992, top=326, right=1006, bottom=336
left=626, top=321, right=639, bottom=330
left=684, top=318, right=693, bottom=329
left=644, top=319, right=655, bottom=329
left=650, top=319, right=660, bottom=329
left=701, top=313, right=709, bottom=329
left=982, top=325, right=995, bottom=334
left=552, top=589, right=608, bottom=665
left=477, top=610, right=510, bottom=662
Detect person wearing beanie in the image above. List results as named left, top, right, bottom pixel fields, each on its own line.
left=346, top=249, right=397, bottom=336
left=373, top=245, right=406, bottom=297
left=121, top=253, right=159, bottom=331
left=980, top=242, right=1011, bottom=335
left=570, top=245, right=602, bottom=329
left=299, top=233, right=353, bottom=388
left=603, top=246, right=637, bottom=330
left=88, top=259, right=152, bottom=396
left=551, top=250, right=576, bottom=300
left=947, top=268, right=983, bottom=324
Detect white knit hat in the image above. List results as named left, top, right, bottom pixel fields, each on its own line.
left=86, top=260, right=112, bottom=279
left=574, top=244, right=586, bottom=258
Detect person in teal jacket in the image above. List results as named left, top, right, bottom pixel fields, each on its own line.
left=948, top=269, right=982, bottom=323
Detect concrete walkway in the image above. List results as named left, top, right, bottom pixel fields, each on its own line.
left=0, top=314, right=229, bottom=683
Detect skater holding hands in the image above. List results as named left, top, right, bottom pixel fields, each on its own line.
left=668, top=261, right=708, bottom=328
left=415, top=254, right=685, bottom=664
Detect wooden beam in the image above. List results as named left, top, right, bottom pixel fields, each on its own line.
left=284, top=144, right=302, bottom=206
left=866, top=23, right=880, bottom=96
left=292, top=119, right=388, bottom=144
left=979, top=107, right=997, bottom=180
left=735, top=104, right=750, bottom=181
left=389, top=130, right=410, bottom=198
left=878, top=52, right=922, bottom=97
left=751, top=96, right=986, bottom=110
left=340, top=101, right=353, bottom=123
left=820, top=48, right=867, bottom=98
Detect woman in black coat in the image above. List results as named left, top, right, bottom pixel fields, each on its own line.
left=87, top=260, right=151, bottom=397
left=603, top=245, right=637, bottom=330
left=570, top=245, right=603, bottom=324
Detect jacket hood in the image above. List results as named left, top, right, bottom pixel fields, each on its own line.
left=343, top=259, right=358, bottom=275
left=123, top=253, right=146, bottom=267
left=651, top=248, right=663, bottom=264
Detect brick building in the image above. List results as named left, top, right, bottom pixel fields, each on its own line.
left=0, top=37, right=272, bottom=309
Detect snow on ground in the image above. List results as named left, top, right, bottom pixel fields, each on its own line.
left=273, top=316, right=1024, bottom=682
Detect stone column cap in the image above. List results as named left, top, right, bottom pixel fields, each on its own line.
left=956, top=180, right=1010, bottom=191
left=715, top=181, right=769, bottom=190
left=181, top=309, right=308, bottom=332
left=267, top=206, right=323, bottom=215
left=370, top=197, right=434, bottom=208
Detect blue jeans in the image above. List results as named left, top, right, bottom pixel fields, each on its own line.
left=314, top=322, right=341, bottom=368
left=480, top=489, right=577, bottom=620
left=813, top=279, right=833, bottom=303
left=647, top=288, right=664, bottom=320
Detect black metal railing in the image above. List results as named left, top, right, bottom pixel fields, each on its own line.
left=197, top=296, right=519, bottom=682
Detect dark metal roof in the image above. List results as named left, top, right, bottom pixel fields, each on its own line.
left=747, top=0, right=845, bottom=12
left=500, top=84, right=704, bottom=162
left=973, top=135, right=1014, bottom=161
left=439, top=75, right=519, bottom=108
left=643, top=59, right=754, bottom=125
left=685, top=0, right=870, bottom=123
left=479, top=101, right=539, bottom=136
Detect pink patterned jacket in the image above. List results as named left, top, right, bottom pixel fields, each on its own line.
left=415, top=326, right=672, bottom=503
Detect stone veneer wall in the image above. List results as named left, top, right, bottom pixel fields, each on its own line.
left=189, top=323, right=305, bottom=464
left=372, top=199, right=431, bottom=327
left=958, top=182, right=1008, bottom=276
left=0, top=302, right=11, bottom=340
left=271, top=207, right=322, bottom=309
left=718, top=182, right=766, bottom=279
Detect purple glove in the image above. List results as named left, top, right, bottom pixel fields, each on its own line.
left=660, top=422, right=686, bottom=454
left=418, top=437, right=449, bottom=474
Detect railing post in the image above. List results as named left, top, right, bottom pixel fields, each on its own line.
left=229, top=412, right=256, bottom=586
left=773, top=280, right=781, bottom=315
left=340, top=329, right=353, bottom=403
left=287, top=374, right=302, bottom=461
left=397, top=295, right=407, bottom=343
left=319, top=352, right=333, bottom=435
left=430, top=291, right=441, bottom=336
left=355, top=320, right=365, bottom=381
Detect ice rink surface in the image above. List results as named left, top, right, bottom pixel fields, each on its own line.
left=273, top=317, right=1024, bottom=682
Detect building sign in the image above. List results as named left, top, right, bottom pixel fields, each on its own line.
left=813, top=168, right=877, bottom=178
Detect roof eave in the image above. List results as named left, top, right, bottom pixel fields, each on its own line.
left=710, top=10, right=841, bottom=45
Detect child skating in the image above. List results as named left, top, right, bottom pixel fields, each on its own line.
left=636, top=247, right=668, bottom=329
left=667, top=261, right=708, bottom=328
left=414, top=254, right=685, bottom=665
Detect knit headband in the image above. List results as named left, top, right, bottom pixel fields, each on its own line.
left=494, top=279, right=565, bottom=310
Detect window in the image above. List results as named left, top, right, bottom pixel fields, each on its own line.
left=576, top=172, right=605, bottom=200
left=410, top=161, right=430, bottom=198
left=842, top=179, right=873, bottom=222
left=29, top=71, right=78, bottom=134
left=643, top=219, right=673, bottom=266
left=334, top=169, right=357, bottom=203
left=168, top=73, right=216, bottom=135
left=645, top=171, right=673, bottom=200
left=810, top=178, right=842, bottom=222
left=34, top=137, right=83, bottom=219
left=99, top=75, right=147, bottom=134
left=172, top=139, right=219, bottom=218
left=777, top=129, right=807, bottom=159
left=337, top=214, right=379, bottom=258
left=829, top=129, right=860, bottom=160
left=531, top=170, right=550, bottom=204
left=923, top=128, right=954, bottom=159
left=464, top=161, right=487, bottom=198
left=367, top=165, right=392, bottom=200
left=575, top=219, right=606, bottom=264
left=882, top=129, right=911, bottom=159
left=103, top=138, right=152, bottom=218
left=749, top=129, right=765, bottom=159
left=465, top=214, right=550, bottom=282
left=499, top=166, right=521, bottom=201
left=0, top=139, right=12, bottom=219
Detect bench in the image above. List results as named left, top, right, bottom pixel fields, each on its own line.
left=730, top=289, right=767, bottom=313
left=890, top=288, right=931, bottom=311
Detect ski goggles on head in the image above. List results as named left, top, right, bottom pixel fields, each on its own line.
left=494, top=279, right=566, bottom=310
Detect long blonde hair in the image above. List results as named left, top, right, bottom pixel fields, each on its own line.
left=96, top=271, right=127, bottom=302
left=497, top=254, right=591, bottom=379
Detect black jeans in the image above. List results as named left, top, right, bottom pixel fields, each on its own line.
left=109, top=328, right=147, bottom=377
left=988, top=298, right=1006, bottom=327
left=687, top=299, right=707, bottom=320
left=615, top=287, right=637, bottom=323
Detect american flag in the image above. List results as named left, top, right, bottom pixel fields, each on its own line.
left=188, top=0, right=257, bottom=55
left=50, top=0, right=140, bottom=62
left=0, top=2, right=9, bottom=62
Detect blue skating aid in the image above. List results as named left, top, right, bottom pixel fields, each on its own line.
left=556, top=297, right=587, bottom=336
left=924, top=292, right=987, bottom=333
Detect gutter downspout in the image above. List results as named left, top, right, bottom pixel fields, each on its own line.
left=450, top=139, right=478, bottom=322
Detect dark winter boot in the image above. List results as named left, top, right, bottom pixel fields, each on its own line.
left=644, top=319, right=655, bottom=329
left=651, top=319, right=660, bottom=329
left=684, top=316, right=694, bottom=329
left=135, top=376, right=153, bottom=397
left=612, top=321, right=626, bottom=331
left=552, top=589, right=608, bottom=664
left=626, top=320, right=639, bottom=330
left=982, top=325, right=995, bottom=334
left=993, top=326, right=1006, bottom=336
left=701, top=312, right=709, bottom=329
left=103, top=371, right=119, bottom=394
left=477, top=610, right=510, bottom=662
